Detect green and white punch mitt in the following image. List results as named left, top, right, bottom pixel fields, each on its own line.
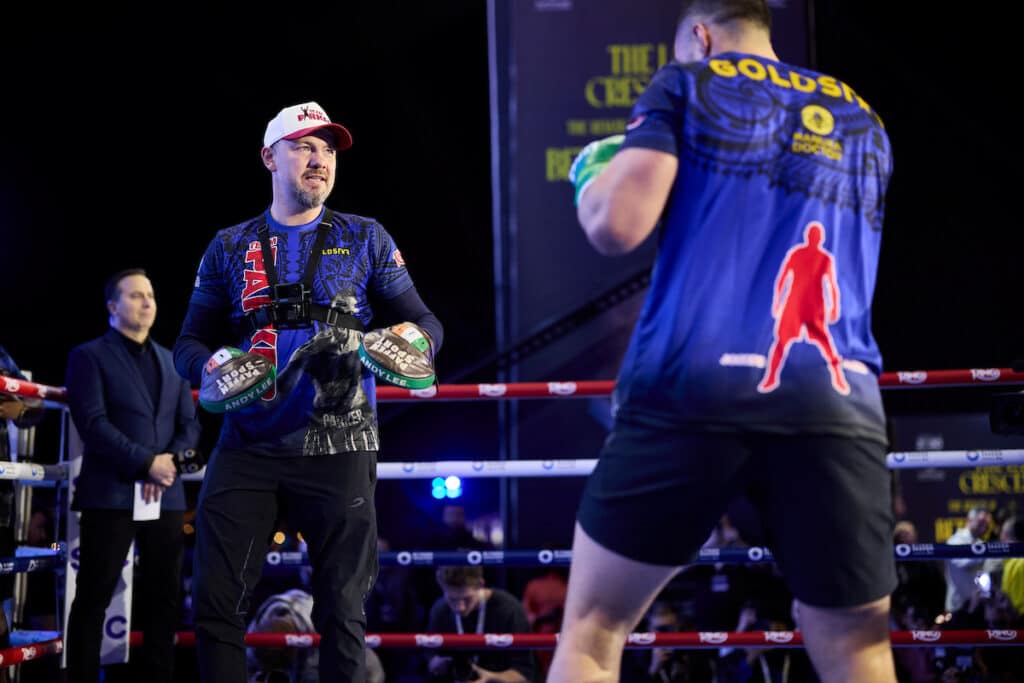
left=198, top=346, right=277, bottom=413
left=359, top=322, right=436, bottom=389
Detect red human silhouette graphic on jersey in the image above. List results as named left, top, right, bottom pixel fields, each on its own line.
left=757, top=222, right=850, bottom=395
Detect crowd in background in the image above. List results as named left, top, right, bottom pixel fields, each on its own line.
left=3, top=484, right=1023, bottom=682
left=3, top=392, right=1024, bottom=682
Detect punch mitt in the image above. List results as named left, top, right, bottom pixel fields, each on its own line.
left=359, top=322, right=435, bottom=389
left=198, top=346, right=277, bottom=413
left=568, top=134, right=624, bottom=206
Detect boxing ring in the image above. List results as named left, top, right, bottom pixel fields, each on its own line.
left=2, top=368, right=1024, bottom=676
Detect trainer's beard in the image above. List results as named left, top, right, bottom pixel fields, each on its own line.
left=291, top=180, right=332, bottom=209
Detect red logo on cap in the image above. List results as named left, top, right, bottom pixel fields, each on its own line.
left=298, top=106, right=329, bottom=123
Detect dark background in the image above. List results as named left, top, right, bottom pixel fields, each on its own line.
left=1, top=3, right=1019, bottom=543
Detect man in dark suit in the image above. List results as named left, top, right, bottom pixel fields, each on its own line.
left=65, top=268, right=201, bottom=683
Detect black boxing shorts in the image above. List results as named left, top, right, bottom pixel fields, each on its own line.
left=576, top=420, right=897, bottom=608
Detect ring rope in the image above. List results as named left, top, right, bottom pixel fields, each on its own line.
left=5, top=369, right=1022, bottom=668
left=6, top=540, right=1020, bottom=578
left=8, top=449, right=1023, bottom=487
left=254, top=543, right=1024, bottom=572
left=0, top=553, right=62, bottom=575
left=0, top=638, right=62, bottom=666
left=4, top=626, right=1019, bottom=671
left=367, top=451, right=1024, bottom=479
left=356, top=629, right=1022, bottom=650
left=5, top=366, right=1024, bottom=406
left=0, top=462, right=67, bottom=482
left=2, top=629, right=1019, bottom=663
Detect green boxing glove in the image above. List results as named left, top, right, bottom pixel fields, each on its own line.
left=568, top=134, right=624, bottom=206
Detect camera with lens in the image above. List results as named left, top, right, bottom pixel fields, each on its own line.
left=269, top=283, right=312, bottom=329
left=430, top=653, right=480, bottom=683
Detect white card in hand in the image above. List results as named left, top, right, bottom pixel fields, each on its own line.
left=133, top=481, right=161, bottom=521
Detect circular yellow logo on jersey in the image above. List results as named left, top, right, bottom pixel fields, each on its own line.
left=801, top=105, right=834, bottom=135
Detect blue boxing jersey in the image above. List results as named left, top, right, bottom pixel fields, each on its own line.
left=187, top=207, right=413, bottom=456
left=613, top=53, right=892, bottom=443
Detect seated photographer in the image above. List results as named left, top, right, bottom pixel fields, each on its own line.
left=716, top=600, right=818, bottom=683
left=246, top=588, right=384, bottom=683
left=427, top=565, right=536, bottom=683
left=624, top=600, right=713, bottom=683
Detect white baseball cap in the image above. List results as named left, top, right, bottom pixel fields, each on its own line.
left=263, top=101, right=353, bottom=150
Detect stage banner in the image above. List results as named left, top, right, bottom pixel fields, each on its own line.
left=488, top=0, right=812, bottom=547
left=489, top=0, right=812, bottom=356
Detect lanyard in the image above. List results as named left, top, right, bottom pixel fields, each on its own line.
left=758, top=652, right=789, bottom=683
left=454, top=591, right=487, bottom=635
left=257, top=209, right=334, bottom=290
left=454, top=592, right=487, bottom=667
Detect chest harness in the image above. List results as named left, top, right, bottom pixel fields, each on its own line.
left=244, top=210, right=364, bottom=334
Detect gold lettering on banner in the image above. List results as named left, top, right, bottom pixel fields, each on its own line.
left=565, top=118, right=630, bottom=138
left=608, top=44, right=655, bottom=75
left=566, top=119, right=587, bottom=136
left=546, top=147, right=583, bottom=181
left=558, top=41, right=670, bottom=180
left=959, top=466, right=1024, bottom=495
left=935, top=493, right=1013, bottom=542
left=584, top=42, right=670, bottom=109
left=935, top=518, right=957, bottom=543
left=585, top=77, right=640, bottom=108
left=947, top=497, right=1000, bottom=514
left=589, top=119, right=627, bottom=135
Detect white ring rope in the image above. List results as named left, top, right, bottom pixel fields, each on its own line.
left=9, top=449, right=1024, bottom=485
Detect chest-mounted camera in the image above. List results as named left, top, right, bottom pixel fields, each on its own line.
left=268, top=282, right=312, bottom=329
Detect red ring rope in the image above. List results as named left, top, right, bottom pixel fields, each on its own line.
left=0, top=637, right=62, bottom=666
left=4, top=367, right=1024, bottom=406
left=2, top=629, right=1019, bottom=667
left=131, top=629, right=1024, bottom=649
